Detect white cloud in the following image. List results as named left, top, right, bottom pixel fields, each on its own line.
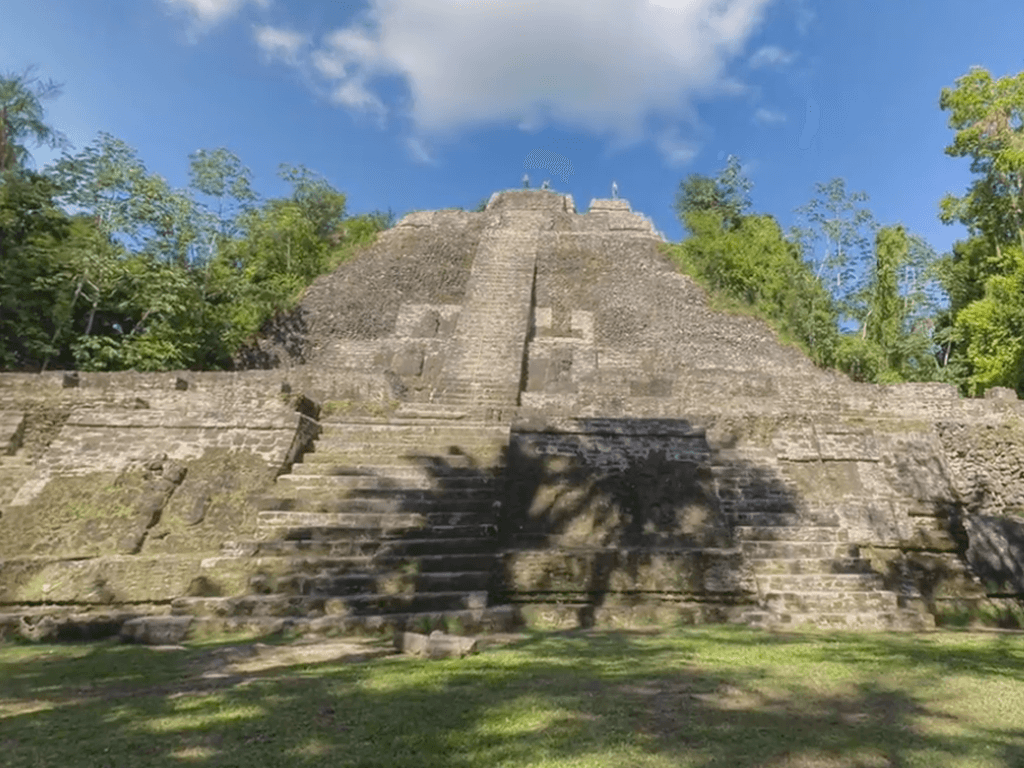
left=265, top=0, right=775, bottom=157
left=330, top=77, right=386, bottom=117
left=748, top=45, right=795, bottom=69
left=791, top=0, right=816, bottom=35
left=405, top=137, right=435, bottom=165
left=254, top=25, right=307, bottom=65
left=163, top=0, right=268, bottom=28
left=655, top=129, right=699, bottom=166
left=753, top=107, right=786, bottom=124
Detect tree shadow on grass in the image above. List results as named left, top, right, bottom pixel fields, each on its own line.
left=2, top=627, right=1024, bottom=767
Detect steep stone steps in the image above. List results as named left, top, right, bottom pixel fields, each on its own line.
left=755, top=573, right=888, bottom=593
left=256, top=495, right=495, bottom=516
left=171, top=590, right=490, bottom=617
left=733, top=525, right=849, bottom=543
left=275, top=469, right=499, bottom=489
left=0, top=453, right=33, bottom=510
left=248, top=569, right=494, bottom=596
left=165, top=605, right=521, bottom=640
left=216, top=547, right=501, bottom=575
left=257, top=514, right=496, bottom=541
left=743, top=556, right=878, bottom=575
left=740, top=540, right=863, bottom=559
left=738, top=609, right=930, bottom=631
left=163, top=412, right=513, bottom=635
left=429, top=218, right=539, bottom=407
left=302, top=451, right=491, bottom=468
left=732, top=518, right=931, bottom=629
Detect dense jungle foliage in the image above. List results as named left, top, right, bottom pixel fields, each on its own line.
left=1, top=65, right=1023, bottom=396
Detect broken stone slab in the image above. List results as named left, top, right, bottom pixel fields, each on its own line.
left=0, top=611, right=135, bottom=642
left=394, top=630, right=478, bottom=659
left=121, top=616, right=194, bottom=645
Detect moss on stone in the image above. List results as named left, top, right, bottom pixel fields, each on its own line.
left=0, top=469, right=148, bottom=558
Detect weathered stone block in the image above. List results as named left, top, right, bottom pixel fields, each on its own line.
left=392, top=348, right=425, bottom=376
left=394, top=630, right=477, bottom=658
left=121, top=616, right=193, bottom=644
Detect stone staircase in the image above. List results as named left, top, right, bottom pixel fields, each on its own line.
left=165, top=407, right=521, bottom=637
left=718, top=450, right=934, bottom=631
left=0, top=411, right=31, bottom=513
left=432, top=213, right=541, bottom=412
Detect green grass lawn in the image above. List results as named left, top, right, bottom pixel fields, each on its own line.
left=2, top=625, right=1024, bottom=767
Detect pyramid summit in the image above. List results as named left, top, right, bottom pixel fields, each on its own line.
left=2, top=188, right=1024, bottom=642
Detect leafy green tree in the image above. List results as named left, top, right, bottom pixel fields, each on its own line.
left=0, top=170, right=71, bottom=367
left=939, top=66, right=1024, bottom=256
left=674, top=154, right=753, bottom=232
left=670, top=206, right=838, bottom=366
left=864, top=225, right=905, bottom=354
left=791, top=178, right=877, bottom=324
left=278, top=163, right=347, bottom=241
left=188, top=148, right=258, bottom=266
left=0, top=67, right=69, bottom=172
left=935, top=66, right=1024, bottom=393
left=49, top=133, right=201, bottom=268
left=949, top=245, right=1024, bottom=394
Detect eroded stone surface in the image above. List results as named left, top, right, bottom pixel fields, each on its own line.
left=3, top=189, right=1024, bottom=640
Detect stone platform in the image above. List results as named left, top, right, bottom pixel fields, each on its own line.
left=2, top=189, right=1023, bottom=642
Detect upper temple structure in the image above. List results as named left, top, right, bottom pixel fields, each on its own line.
left=2, top=188, right=1024, bottom=643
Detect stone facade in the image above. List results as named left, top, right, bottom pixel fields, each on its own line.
left=2, top=189, right=1024, bottom=642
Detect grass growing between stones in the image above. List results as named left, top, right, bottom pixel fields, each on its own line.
left=2, top=625, right=1024, bottom=767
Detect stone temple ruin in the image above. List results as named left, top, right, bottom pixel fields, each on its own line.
left=2, top=188, right=1024, bottom=643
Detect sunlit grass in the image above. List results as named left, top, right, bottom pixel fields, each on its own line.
left=2, top=625, right=1024, bottom=767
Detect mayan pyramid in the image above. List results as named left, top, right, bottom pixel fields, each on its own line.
left=1, top=188, right=1022, bottom=643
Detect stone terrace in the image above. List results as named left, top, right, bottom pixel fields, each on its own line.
left=2, top=189, right=1023, bottom=642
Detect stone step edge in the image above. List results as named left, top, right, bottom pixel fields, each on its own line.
left=320, top=416, right=510, bottom=427
left=120, top=605, right=525, bottom=643
left=171, top=590, right=490, bottom=607
left=214, top=550, right=502, bottom=565
left=262, top=569, right=495, bottom=581
left=738, top=610, right=935, bottom=629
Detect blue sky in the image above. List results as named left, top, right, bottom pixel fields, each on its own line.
left=2, top=0, right=1022, bottom=261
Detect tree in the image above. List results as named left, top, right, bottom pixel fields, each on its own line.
left=791, top=178, right=877, bottom=325
left=864, top=225, right=905, bottom=354
left=0, top=67, right=70, bottom=172
left=49, top=133, right=200, bottom=268
left=936, top=66, right=1024, bottom=393
left=669, top=207, right=838, bottom=367
left=188, top=147, right=257, bottom=255
left=278, top=163, right=347, bottom=241
left=674, top=154, right=753, bottom=232
left=939, top=66, right=1024, bottom=256
left=0, top=170, right=71, bottom=368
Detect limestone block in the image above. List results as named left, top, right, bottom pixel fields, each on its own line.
left=0, top=411, right=25, bottom=455
left=394, top=630, right=478, bottom=659
left=772, top=429, right=819, bottom=461
left=962, top=513, right=1024, bottom=593
left=815, top=430, right=879, bottom=461
left=629, top=379, right=672, bottom=397
left=534, top=306, right=553, bottom=334
left=121, top=616, right=193, bottom=644
left=397, top=211, right=434, bottom=227
left=985, top=386, right=1017, bottom=401
left=587, top=199, right=631, bottom=213
left=394, top=304, right=462, bottom=339
left=607, top=212, right=655, bottom=232
left=570, top=310, right=594, bottom=342
left=391, top=347, right=425, bottom=376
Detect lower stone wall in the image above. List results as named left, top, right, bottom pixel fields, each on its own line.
left=497, top=418, right=756, bottom=616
